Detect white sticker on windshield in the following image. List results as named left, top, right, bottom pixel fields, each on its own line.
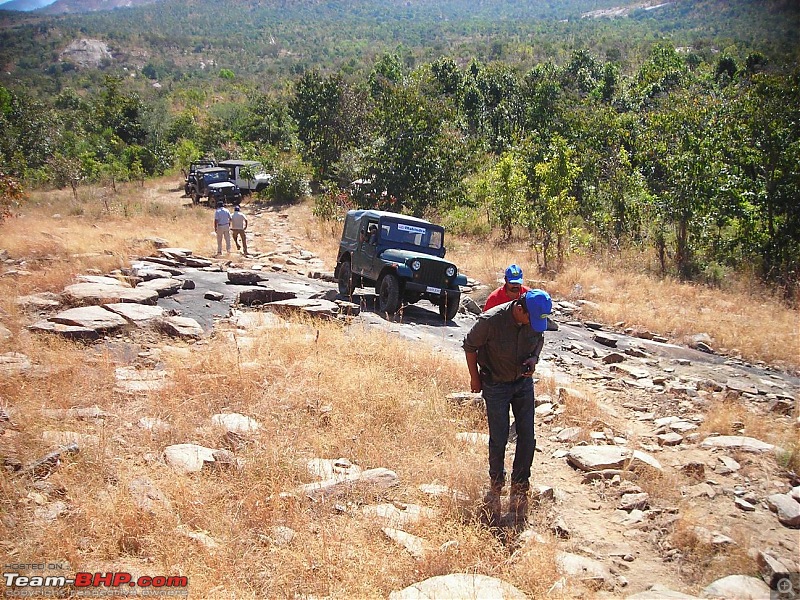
left=397, top=224, right=426, bottom=234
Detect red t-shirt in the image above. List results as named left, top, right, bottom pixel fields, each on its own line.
left=483, top=285, right=530, bottom=311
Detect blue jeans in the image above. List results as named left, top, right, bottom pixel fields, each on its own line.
left=483, top=376, right=536, bottom=488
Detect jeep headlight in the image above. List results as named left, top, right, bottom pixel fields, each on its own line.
left=411, top=260, right=421, bottom=271
left=446, top=266, right=456, bottom=277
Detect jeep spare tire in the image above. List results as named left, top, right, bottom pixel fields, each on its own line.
left=378, top=274, right=401, bottom=315
left=338, top=261, right=355, bottom=297
left=439, top=291, right=461, bottom=321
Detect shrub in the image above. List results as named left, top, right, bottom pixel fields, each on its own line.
left=268, top=162, right=311, bottom=204
left=438, top=204, right=491, bottom=237
left=313, top=187, right=353, bottom=221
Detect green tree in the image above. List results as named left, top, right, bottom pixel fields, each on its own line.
left=289, top=71, right=369, bottom=182
left=479, top=150, right=528, bottom=239
left=527, top=135, right=581, bottom=272
left=365, top=83, right=467, bottom=215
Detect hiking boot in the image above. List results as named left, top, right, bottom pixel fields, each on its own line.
left=480, top=480, right=504, bottom=527
left=508, top=483, right=530, bottom=526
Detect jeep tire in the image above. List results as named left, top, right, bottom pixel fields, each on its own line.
left=337, top=260, right=355, bottom=297
left=439, top=291, right=461, bottom=321
left=378, top=274, right=401, bottom=315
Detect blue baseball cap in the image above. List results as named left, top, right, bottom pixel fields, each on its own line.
left=524, top=289, right=552, bottom=332
left=505, top=264, right=524, bottom=285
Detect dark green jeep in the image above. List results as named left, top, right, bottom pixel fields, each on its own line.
left=335, top=210, right=467, bottom=321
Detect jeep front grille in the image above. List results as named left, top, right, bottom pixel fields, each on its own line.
left=411, top=261, right=451, bottom=286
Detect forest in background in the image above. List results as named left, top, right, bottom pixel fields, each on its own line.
left=0, top=0, right=798, bottom=298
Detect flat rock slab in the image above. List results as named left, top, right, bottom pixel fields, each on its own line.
left=50, top=306, right=129, bottom=331
left=104, top=303, right=166, bottom=325
left=136, top=278, right=183, bottom=297
left=16, top=292, right=62, bottom=309
left=236, top=287, right=297, bottom=306
left=700, top=435, right=775, bottom=454
left=64, top=283, right=159, bottom=306
left=158, top=316, right=204, bottom=338
left=389, top=574, right=527, bottom=600
left=159, top=248, right=193, bottom=259
left=76, top=275, right=131, bottom=287
left=567, top=445, right=662, bottom=472
left=29, top=320, right=100, bottom=340
left=264, top=298, right=340, bottom=319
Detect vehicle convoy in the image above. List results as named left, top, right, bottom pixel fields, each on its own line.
left=335, top=210, right=466, bottom=321
left=185, top=166, right=243, bottom=206
left=218, top=160, right=272, bottom=194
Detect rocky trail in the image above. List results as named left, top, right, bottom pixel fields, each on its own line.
left=3, top=194, right=799, bottom=599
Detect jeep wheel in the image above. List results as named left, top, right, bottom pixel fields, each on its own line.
left=378, top=274, right=401, bottom=315
left=337, top=261, right=355, bottom=297
left=439, top=291, right=461, bottom=321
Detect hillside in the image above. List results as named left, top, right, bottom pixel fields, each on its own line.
left=0, top=181, right=798, bottom=598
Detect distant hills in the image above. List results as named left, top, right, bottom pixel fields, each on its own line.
left=0, top=0, right=157, bottom=12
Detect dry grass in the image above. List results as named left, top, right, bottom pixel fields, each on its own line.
left=669, top=509, right=758, bottom=587
left=0, top=309, right=570, bottom=597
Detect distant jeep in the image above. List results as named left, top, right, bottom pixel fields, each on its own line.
left=335, top=209, right=466, bottom=321
left=183, top=158, right=217, bottom=197
left=187, top=167, right=243, bottom=206
left=218, top=159, right=273, bottom=194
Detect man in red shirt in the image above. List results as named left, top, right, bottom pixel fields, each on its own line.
left=483, top=264, right=530, bottom=311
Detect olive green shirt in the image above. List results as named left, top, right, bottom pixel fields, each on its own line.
left=462, top=302, right=544, bottom=383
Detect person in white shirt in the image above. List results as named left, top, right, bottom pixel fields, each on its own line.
left=230, top=205, right=249, bottom=256
left=213, top=201, right=232, bottom=256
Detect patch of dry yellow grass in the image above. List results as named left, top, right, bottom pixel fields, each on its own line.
left=669, top=509, right=758, bottom=588
left=0, top=304, right=564, bottom=597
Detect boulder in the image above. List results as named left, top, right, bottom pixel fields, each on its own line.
left=389, top=574, right=527, bottom=600
left=701, top=575, right=770, bottom=599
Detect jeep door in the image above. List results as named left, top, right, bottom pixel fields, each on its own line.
left=352, top=219, right=380, bottom=280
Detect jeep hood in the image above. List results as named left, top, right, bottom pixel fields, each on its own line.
left=380, top=248, right=452, bottom=266
left=209, top=182, right=237, bottom=191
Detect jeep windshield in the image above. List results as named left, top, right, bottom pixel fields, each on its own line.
left=379, top=219, right=443, bottom=251
left=204, top=171, right=230, bottom=184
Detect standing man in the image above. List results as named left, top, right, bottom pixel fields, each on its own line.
left=483, top=264, right=530, bottom=311
left=463, top=289, right=553, bottom=526
left=231, top=205, right=249, bottom=256
left=213, top=201, right=232, bottom=256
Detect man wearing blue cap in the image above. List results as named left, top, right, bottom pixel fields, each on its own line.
left=483, top=264, right=530, bottom=311
left=463, top=289, right=553, bottom=527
